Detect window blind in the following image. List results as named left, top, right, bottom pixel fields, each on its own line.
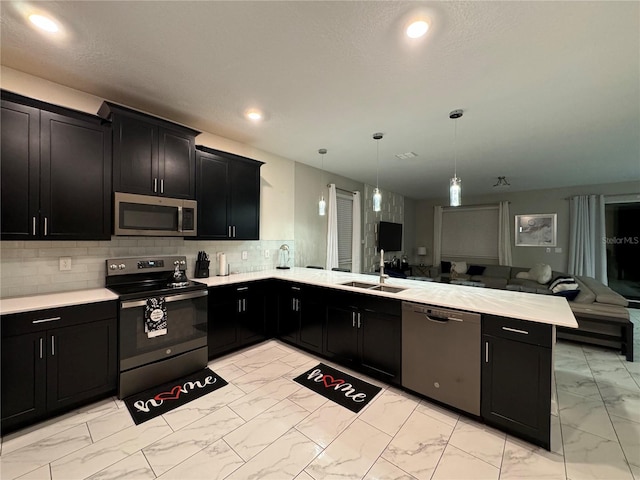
left=441, top=205, right=499, bottom=259
left=337, top=194, right=353, bottom=269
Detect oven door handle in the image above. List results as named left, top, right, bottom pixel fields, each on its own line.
left=121, top=290, right=208, bottom=309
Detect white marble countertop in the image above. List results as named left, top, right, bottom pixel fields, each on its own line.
left=0, top=289, right=119, bottom=315
left=1, top=268, right=578, bottom=328
left=197, top=267, right=578, bottom=328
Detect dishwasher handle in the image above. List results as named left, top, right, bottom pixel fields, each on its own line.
left=424, top=314, right=449, bottom=323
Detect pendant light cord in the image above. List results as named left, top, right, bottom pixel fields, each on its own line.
left=376, top=139, right=380, bottom=188
left=453, top=118, right=458, bottom=179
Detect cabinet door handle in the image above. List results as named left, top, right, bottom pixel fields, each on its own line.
left=291, top=286, right=301, bottom=291
left=32, top=316, right=61, bottom=324
left=357, top=313, right=361, bottom=329
left=352, top=312, right=356, bottom=327
left=238, top=299, right=242, bottom=313
left=44, top=217, right=48, bottom=236
left=160, top=179, right=164, bottom=194
left=228, top=226, right=232, bottom=238
left=51, top=336, right=55, bottom=356
left=154, top=178, right=158, bottom=193
left=502, top=326, right=529, bottom=335
left=232, top=225, right=236, bottom=238
left=485, top=341, right=489, bottom=363
left=236, top=286, right=249, bottom=291
left=39, top=337, right=44, bottom=359
left=32, top=216, right=37, bottom=235
left=243, top=298, right=246, bottom=311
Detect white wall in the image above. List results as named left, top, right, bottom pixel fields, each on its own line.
left=293, top=162, right=364, bottom=270
left=413, top=181, right=640, bottom=272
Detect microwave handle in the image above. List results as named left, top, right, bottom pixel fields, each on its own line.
left=178, top=206, right=183, bottom=232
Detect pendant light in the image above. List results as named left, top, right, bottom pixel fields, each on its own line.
left=372, top=132, right=383, bottom=212
left=449, top=109, right=463, bottom=207
left=318, top=148, right=327, bottom=216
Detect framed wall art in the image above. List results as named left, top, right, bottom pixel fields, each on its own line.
left=515, top=213, right=557, bottom=247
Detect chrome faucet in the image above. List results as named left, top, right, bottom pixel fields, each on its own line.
left=379, top=249, right=389, bottom=284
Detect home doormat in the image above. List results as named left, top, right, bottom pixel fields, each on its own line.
left=123, top=368, right=228, bottom=425
left=293, top=363, right=382, bottom=413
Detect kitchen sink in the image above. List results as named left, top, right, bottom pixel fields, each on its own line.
left=340, top=281, right=406, bottom=294
left=369, top=285, right=406, bottom=293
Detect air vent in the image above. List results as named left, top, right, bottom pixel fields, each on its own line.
left=395, top=152, right=418, bottom=160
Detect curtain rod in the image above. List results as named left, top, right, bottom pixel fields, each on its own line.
left=327, top=184, right=357, bottom=195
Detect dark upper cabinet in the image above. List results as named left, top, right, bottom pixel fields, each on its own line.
left=98, top=102, right=199, bottom=199
left=194, top=146, right=263, bottom=240
left=1, top=301, right=117, bottom=433
left=1, top=92, right=111, bottom=240
left=481, top=315, right=552, bottom=450
left=0, top=100, right=39, bottom=239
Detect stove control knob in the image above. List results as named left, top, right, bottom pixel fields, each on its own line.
left=118, top=264, right=126, bottom=270
left=174, top=260, right=180, bottom=266
left=109, top=264, right=118, bottom=270
left=179, top=260, right=186, bottom=266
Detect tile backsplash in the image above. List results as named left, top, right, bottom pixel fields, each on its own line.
left=0, top=238, right=294, bottom=298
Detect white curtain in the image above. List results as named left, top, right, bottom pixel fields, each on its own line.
left=433, top=206, right=443, bottom=265
left=498, top=200, right=513, bottom=266
left=568, top=194, right=607, bottom=284
left=351, top=191, right=362, bottom=273
left=326, top=184, right=339, bottom=270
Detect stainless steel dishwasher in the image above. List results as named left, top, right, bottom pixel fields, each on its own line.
left=402, top=301, right=481, bottom=415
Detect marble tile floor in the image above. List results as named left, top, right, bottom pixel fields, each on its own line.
left=1, top=309, right=639, bottom=480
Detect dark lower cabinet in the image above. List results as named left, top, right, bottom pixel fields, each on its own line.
left=278, top=283, right=325, bottom=354
left=1, top=333, right=46, bottom=428
left=1, top=302, right=117, bottom=434
left=208, top=283, right=267, bottom=358
left=481, top=315, right=552, bottom=450
left=325, top=294, right=401, bottom=384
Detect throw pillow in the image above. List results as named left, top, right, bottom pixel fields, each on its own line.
left=553, top=289, right=581, bottom=301
left=537, top=264, right=552, bottom=284
left=441, top=261, right=452, bottom=274
left=515, top=271, right=530, bottom=279
left=467, top=265, right=486, bottom=276
left=451, top=261, right=468, bottom=274
left=549, top=276, right=579, bottom=292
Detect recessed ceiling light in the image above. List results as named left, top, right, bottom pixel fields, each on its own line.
left=245, top=109, right=263, bottom=121
left=28, top=13, right=60, bottom=33
left=406, top=20, right=429, bottom=39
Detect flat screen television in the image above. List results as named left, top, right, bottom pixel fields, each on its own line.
left=378, top=221, right=403, bottom=252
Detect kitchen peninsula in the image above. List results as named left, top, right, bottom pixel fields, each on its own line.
left=1, top=267, right=577, bottom=450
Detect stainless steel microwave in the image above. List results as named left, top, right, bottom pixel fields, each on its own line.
left=114, top=192, right=197, bottom=237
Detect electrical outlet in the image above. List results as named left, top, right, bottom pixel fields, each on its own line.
left=59, top=257, right=72, bottom=271
left=264, top=249, right=270, bottom=258
left=242, top=251, right=248, bottom=260
left=555, top=247, right=563, bottom=253
left=545, top=248, right=551, bottom=253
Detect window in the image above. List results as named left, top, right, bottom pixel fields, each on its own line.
left=441, top=205, right=499, bottom=260
left=336, top=193, right=353, bottom=270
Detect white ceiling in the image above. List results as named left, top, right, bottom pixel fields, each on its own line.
left=1, top=1, right=639, bottom=200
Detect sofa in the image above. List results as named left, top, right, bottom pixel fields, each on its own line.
left=427, top=261, right=634, bottom=361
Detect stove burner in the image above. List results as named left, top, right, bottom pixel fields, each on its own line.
left=168, top=281, right=190, bottom=288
